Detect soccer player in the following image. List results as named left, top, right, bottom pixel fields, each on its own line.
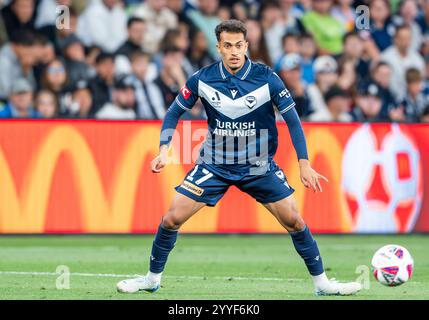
left=117, top=20, right=362, bottom=296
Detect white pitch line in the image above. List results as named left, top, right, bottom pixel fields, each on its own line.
left=0, top=271, right=303, bottom=282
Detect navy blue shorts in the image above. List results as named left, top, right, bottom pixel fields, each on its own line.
left=175, top=162, right=295, bottom=206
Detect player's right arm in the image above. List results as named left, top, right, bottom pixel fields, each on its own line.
left=151, top=72, right=200, bottom=173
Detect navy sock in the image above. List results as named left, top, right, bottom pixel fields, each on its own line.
left=290, top=225, right=324, bottom=276
left=149, top=224, right=178, bottom=273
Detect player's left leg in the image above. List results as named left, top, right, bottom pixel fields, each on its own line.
left=238, top=163, right=361, bottom=296
left=263, top=196, right=362, bottom=296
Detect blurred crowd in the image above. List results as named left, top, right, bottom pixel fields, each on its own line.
left=1, top=0, right=429, bottom=122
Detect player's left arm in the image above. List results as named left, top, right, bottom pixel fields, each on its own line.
left=269, top=72, right=328, bottom=192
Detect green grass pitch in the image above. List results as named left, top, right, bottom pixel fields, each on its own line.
left=0, top=234, right=428, bottom=300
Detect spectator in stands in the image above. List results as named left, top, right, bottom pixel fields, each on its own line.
left=133, top=0, right=178, bottom=55
left=37, top=6, right=78, bottom=56
left=0, top=30, right=38, bottom=100
left=417, top=0, right=429, bottom=56
left=331, top=0, right=356, bottom=32
left=351, top=82, right=386, bottom=122
left=88, top=52, right=115, bottom=116
left=297, top=0, right=312, bottom=12
left=169, top=26, right=191, bottom=55
left=282, top=32, right=301, bottom=55
left=115, top=17, right=146, bottom=75
left=273, top=32, right=300, bottom=72
left=34, top=89, right=59, bottom=118
left=370, top=61, right=397, bottom=120
left=381, top=25, right=425, bottom=102
left=216, top=5, right=232, bottom=21
left=166, top=0, right=192, bottom=26
left=368, top=0, right=395, bottom=52
left=68, top=79, right=93, bottom=118
left=299, top=32, right=316, bottom=85
left=260, top=0, right=300, bottom=64
left=85, top=45, right=102, bottom=70
left=35, top=0, right=73, bottom=29
left=187, top=27, right=215, bottom=72
left=394, top=0, right=422, bottom=52
left=0, top=11, right=6, bottom=47
left=95, top=75, right=137, bottom=119
left=33, top=32, right=55, bottom=65
left=306, top=55, right=339, bottom=114
left=60, top=34, right=93, bottom=85
left=423, top=54, right=429, bottom=92
left=222, top=0, right=246, bottom=22
left=300, top=0, right=345, bottom=55
left=0, top=78, right=39, bottom=118
left=3, top=0, right=429, bottom=122
left=278, top=0, right=305, bottom=19
left=187, top=0, right=221, bottom=59
left=393, top=68, right=429, bottom=122
left=278, top=53, right=310, bottom=117
left=116, top=17, right=145, bottom=59
left=156, top=28, right=193, bottom=78
left=358, top=29, right=381, bottom=63
left=421, top=104, right=429, bottom=122
left=245, top=19, right=271, bottom=66
left=260, top=1, right=283, bottom=64
left=336, top=58, right=356, bottom=92
left=130, top=50, right=166, bottom=119
left=308, top=84, right=352, bottom=122
left=337, top=32, right=370, bottom=84
left=32, top=32, right=56, bottom=89
left=1, top=0, right=36, bottom=39
left=178, top=19, right=191, bottom=50
left=40, top=57, right=70, bottom=114
left=77, top=0, right=127, bottom=53
left=152, top=45, right=187, bottom=111
left=335, top=32, right=367, bottom=93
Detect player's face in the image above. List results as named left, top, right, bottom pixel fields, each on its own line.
left=217, top=32, right=248, bottom=74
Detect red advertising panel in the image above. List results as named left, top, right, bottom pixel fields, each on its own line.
left=0, top=120, right=428, bottom=233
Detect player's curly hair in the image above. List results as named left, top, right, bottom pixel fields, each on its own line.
left=215, top=19, right=247, bottom=42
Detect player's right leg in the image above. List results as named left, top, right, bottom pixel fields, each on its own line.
left=116, top=193, right=205, bottom=293
left=117, top=163, right=229, bottom=293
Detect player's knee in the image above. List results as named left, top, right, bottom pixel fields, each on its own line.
left=287, top=216, right=306, bottom=233
left=161, top=215, right=182, bottom=230
left=283, top=198, right=305, bottom=232
left=161, top=209, right=184, bottom=230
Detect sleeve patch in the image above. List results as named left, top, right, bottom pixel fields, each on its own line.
left=279, top=88, right=291, bottom=98
left=180, top=85, right=191, bottom=100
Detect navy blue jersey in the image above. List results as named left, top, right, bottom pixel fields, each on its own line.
left=173, top=57, right=297, bottom=179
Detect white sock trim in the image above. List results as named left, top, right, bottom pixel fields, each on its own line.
left=147, top=271, right=162, bottom=284
left=312, top=272, right=329, bottom=289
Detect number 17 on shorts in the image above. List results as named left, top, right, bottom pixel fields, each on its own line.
left=175, top=164, right=230, bottom=206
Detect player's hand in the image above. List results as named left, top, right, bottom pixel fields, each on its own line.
left=299, top=159, right=328, bottom=193
left=151, top=145, right=169, bottom=173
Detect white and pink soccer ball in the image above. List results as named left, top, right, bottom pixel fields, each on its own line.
left=371, top=244, right=414, bottom=286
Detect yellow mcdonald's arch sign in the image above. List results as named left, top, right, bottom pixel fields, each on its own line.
left=0, top=124, right=190, bottom=232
